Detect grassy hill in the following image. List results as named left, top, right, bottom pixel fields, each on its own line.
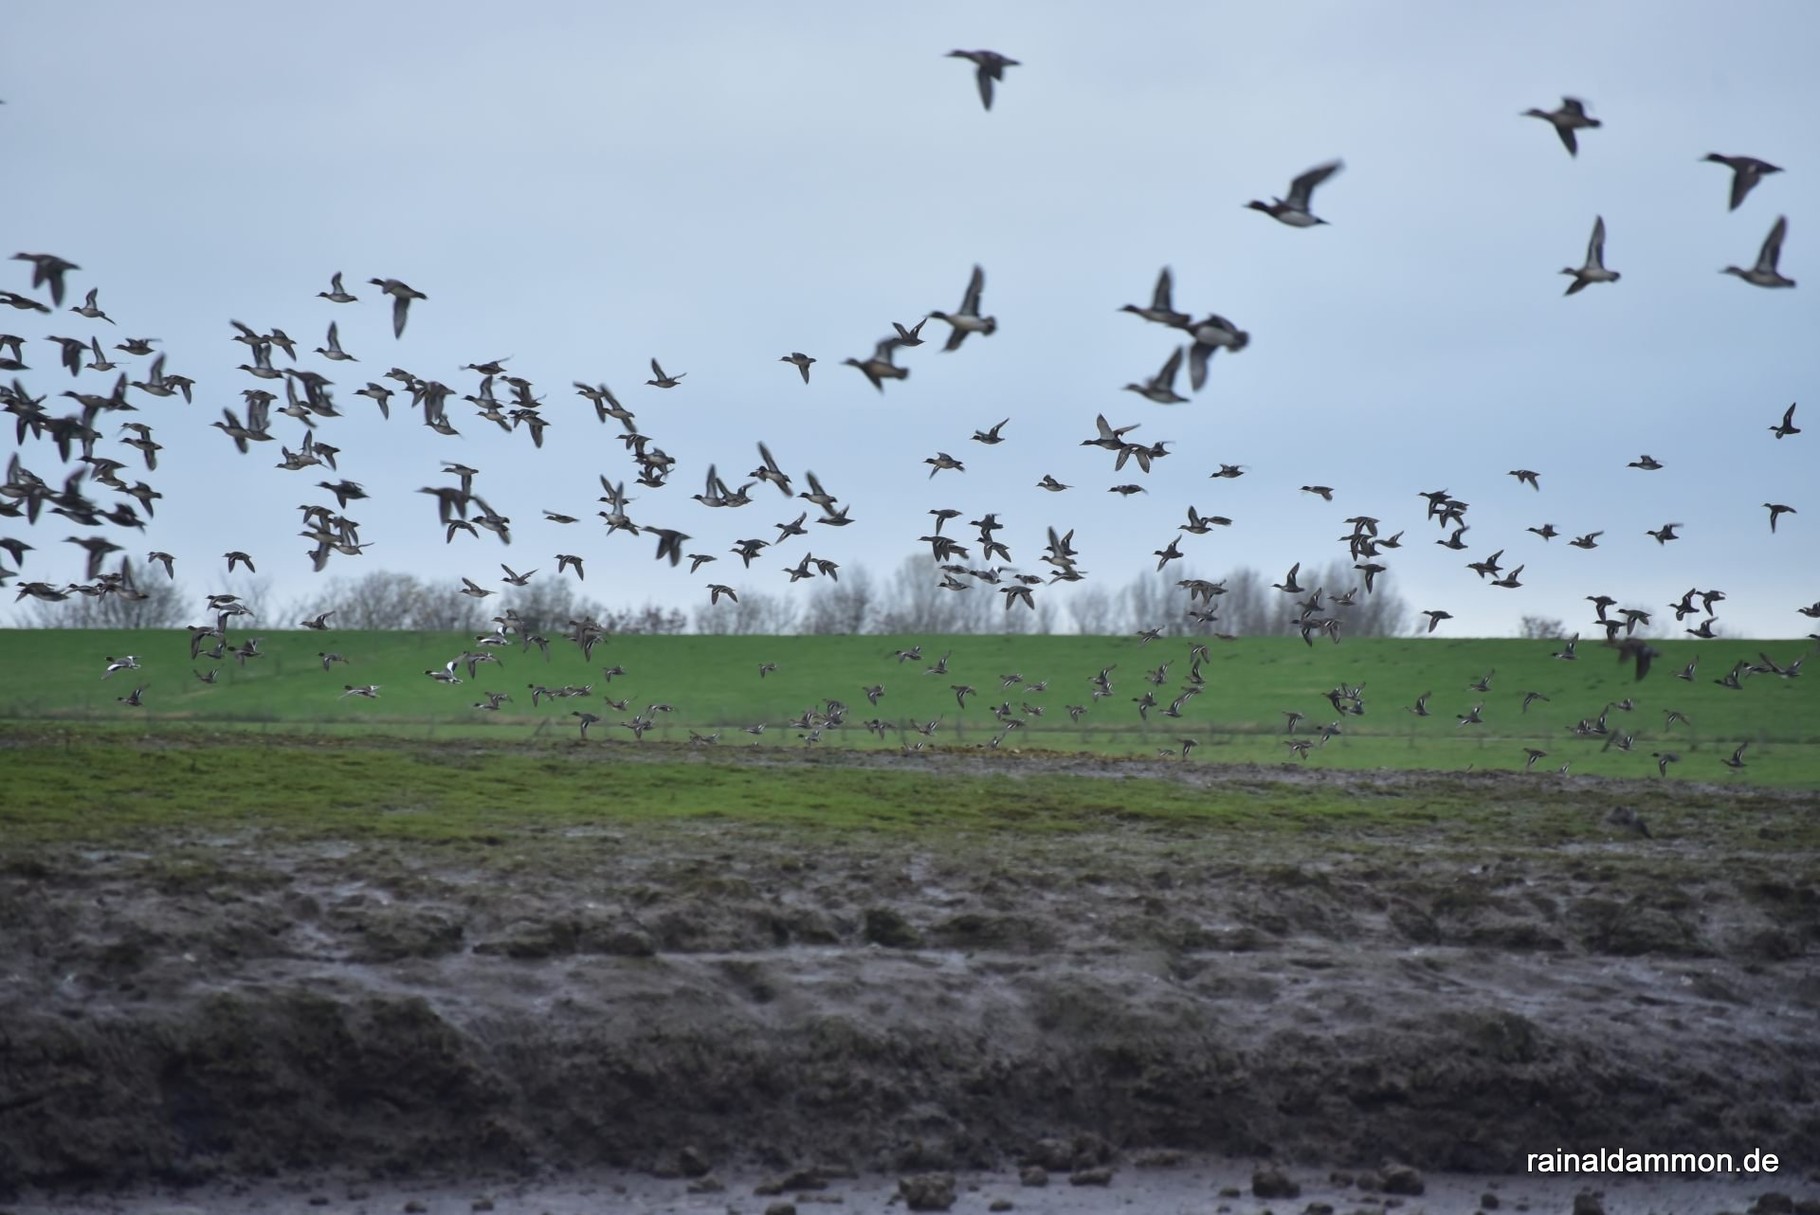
left=2, top=628, right=1814, bottom=784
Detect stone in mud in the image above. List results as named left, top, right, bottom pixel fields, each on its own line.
left=686, top=1175, right=725, bottom=1194
left=1381, top=1162, right=1425, bottom=1196
left=1019, top=1167, right=1048, bottom=1187
left=863, top=907, right=922, bottom=949
left=1069, top=1132, right=1114, bottom=1169
left=676, top=1144, right=712, bottom=1177
left=755, top=1167, right=825, bottom=1195
left=1068, top=1166, right=1113, bottom=1186
left=470, top=917, right=575, bottom=959
left=899, top=1171, right=957, bottom=1211
left=989, top=1201, right=1014, bottom=1213
left=1021, top=1138, right=1073, bottom=1171
left=1572, top=1190, right=1605, bottom=1215
left=585, top=925, right=657, bottom=957
left=341, top=905, right=464, bottom=962
left=763, top=1203, right=796, bottom=1215
left=1253, top=1166, right=1301, bottom=1199
left=1481, top=1193, right=1501, bottom=1209
left=1750, top=1195, right=1792, bottom=1215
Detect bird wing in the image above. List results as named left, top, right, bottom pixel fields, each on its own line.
left=959, top=264, right=985, bottom=314
left=1287, top=160, right=1343, bottom=209
left=1152, top=267, right=1174, bottom=310
left=973, top=64, right=995, bottom=110
left=1158, top=346, right=1184, bottom=387
left=1759, top=215, right=1788, bottom=270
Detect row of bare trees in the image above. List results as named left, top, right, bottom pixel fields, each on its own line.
left=692, top=555, right=1415, bottom=636
left=31, top=554, right=1657, bottom=639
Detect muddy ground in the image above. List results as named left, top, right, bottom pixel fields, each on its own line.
left=2, top=750, right=1818, bottom=1207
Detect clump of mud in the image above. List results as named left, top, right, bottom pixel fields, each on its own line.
left=2, top=778, right=1817, bottom=1195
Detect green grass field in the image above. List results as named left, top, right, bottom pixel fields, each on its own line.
left=2, top=628, right=1815, bottom=784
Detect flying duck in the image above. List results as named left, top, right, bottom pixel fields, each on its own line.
left=71, top=288, right=114, bottom=325
left=1120, top=267, right=1191, bottom=327
left=318, top=272, right=358, bottom=303
left=1703, top=154, right=1781, bottom=211
left=1246, top=160, right=1343, bottom=227
left=1769, top=402, right=1799, bottom=439
left=646, top=358, right=685, bottom=388
left=1523, top=97, right=1600, bottom=156
left=367, top=278, right=426, bottom=337
left=928, top=264, right=996, bottom=351
left=1562, top=216, right=1619, bottom=295
left=1124, top=347, right=1188, bottom=404
left=12, top=252, right=79, bottom=306
left=947, top=49, right=1018, bottom=111
left=779, top=352, right=814, bottom=383
left=1182, top=314, right=1249, bottom=391
left=315, top=321, right=356, bottom=362
left=842, top=337, right=909, bottom=392
left=971, top=417, right=1009, bottom=444
left=1723, top=216, right=1794, bottom=288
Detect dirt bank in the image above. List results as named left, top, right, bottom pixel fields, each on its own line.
left=2, top=758, right=1817, bottom=1198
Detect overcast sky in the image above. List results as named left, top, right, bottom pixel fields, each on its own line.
left=5, top=1, right=1816, bottom=636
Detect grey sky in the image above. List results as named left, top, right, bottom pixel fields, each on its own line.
left=5, top=1, right=1815, bottom=636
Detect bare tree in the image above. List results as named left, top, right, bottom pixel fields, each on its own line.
left=23, top=560, right=187, bottom=628
left=1213, top=566, right=1275, bottom=635
left=874, top=555, right=984, bottom=634
left=1066, top=584, right=1117, bottom=635
left=499, top=580, right=608, bottom=639
left=1103, top=560, right=1410, bottom=640
left=317, top=571, right=487, bottom=631
left=1312, top=559, right=1410, bottom=638
left=693, top=588, right=801, bottom=635
left=799, top=565, right=877, bottom=634
left=1519, top=614, right=1565, bottom=639
left=603, top=602, right=687, bottom=634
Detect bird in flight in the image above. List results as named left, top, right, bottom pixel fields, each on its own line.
left=1124, top=347, right=1188, bottom=405
left=1769, top=402, right=1799, bottom=439
left=368, top=278, right=426, bottom=337
left=1703, top=153, right=1781, bottom=212
left=1562, top=216, right=1619, bottom=295
left=779, top=352, right=814, bottom=384
left=1523, top=96, right=1600, bottom=156
left=947, top=49, right=1018, bottom=111
left=928, top=264, right=997, bottom=351
left=1723, top=216, right=1795, bottom=289
left=1246, top=160, right=1344, bottom=227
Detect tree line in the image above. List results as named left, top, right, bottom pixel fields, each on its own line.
left=17, top=553, right=1440, bottom=637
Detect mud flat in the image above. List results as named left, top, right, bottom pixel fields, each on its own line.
left=2, top=752, right=1817, bottom=1209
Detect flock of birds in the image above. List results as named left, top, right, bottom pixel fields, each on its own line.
left=2, top=61, right=1813, bottom=776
